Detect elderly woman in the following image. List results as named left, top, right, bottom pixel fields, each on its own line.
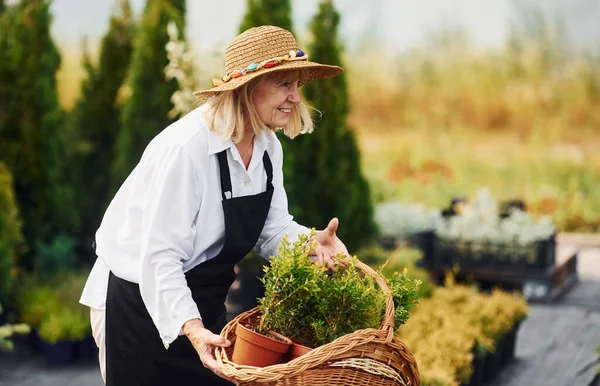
left=80, top=25, right=347, bottom=385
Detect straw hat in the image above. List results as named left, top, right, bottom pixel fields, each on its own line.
left=193, top=25, right=344, bottom=99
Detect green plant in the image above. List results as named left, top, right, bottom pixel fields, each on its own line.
left=257, top=231, right=323, bottom=341
left=17, top=270, right=90, bottom=331
left=281, top=0, right=376, bottom=252
left=112, top=0, right=186, bottom=187
left=258, top=231, right=420, bottom=348
left=37, top=305, right=89, bottom=344
left=307, top=255, right=386, bottom=346
left=0, top=0, right=76, bottom=270
left=0, top=302, right=30, bottom=351
left=356, top=245, right=435, bottom=299
left=35, top=233, right=77, bottom=279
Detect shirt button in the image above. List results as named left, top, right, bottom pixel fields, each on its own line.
left=244, top=180, right=250, bottom=187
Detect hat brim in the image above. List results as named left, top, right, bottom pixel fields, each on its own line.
left=193, top=60, right=344, bottom=100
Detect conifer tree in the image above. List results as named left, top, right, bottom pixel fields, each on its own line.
left=0, top=163, right=25, bottom=300
left=285, top=0, right=376, bottom=251
left=67, top=0, right=134, bottom=260
left=0, top=0, right=75, bottom=268
left=239, top=0, right=292, bottom=32
left=112, top=0, right=186, bottom=187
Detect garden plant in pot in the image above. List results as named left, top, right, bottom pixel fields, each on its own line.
left=231, top=230, right=421, bottom=368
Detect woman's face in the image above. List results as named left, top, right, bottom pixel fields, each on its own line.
left=251, top=74, right=301, bottom=128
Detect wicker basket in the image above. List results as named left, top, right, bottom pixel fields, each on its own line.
left=216, top=258, right=420, bottom=385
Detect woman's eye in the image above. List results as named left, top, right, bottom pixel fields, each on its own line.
left=281, top=82, right=291, bottom=88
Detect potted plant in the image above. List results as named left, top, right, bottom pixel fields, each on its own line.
left=256, top=231, right=421, bottom=352
left=38, top=305, right=90, bottom=366
left=230, top=232, right=318, bottom=367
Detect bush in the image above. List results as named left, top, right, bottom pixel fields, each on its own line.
left=38, top=306, right=89, bottom=344
left=0, top=302, right=30, bottom=351
left=356, top=244, right=435, bottom=299
left=258, top=232, right=420, bottom=348
left=397, top=281, right=528, bottom=385
left=16, top=270, right=90, bottom=338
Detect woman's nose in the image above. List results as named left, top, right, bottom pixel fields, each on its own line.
left=288, top=84, right=301, bottom=103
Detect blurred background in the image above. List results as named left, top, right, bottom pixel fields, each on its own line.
left=0, top=0, right=599, bottom=385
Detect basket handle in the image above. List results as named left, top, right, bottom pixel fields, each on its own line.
left=337, top=255, right=395, bottom=343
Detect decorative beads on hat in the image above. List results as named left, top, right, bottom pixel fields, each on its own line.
left=212, top=49, right=308, bottom=86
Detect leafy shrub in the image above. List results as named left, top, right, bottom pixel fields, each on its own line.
left=16, top=270, right=90, bottom=340
left=259, top=232, right=420, bottom=348
left=356, top=244, right=435, bottom=299
left=38, top=305, right=89, bottom=344
left=397, top=281, right=528, bottom=386
left=0, top=302, right=30, bottom=351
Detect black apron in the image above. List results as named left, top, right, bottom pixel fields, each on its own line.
left=105, top=150, right=274, bottom=386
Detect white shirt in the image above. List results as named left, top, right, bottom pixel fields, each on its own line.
left=80, top=104, right=308, bottom=347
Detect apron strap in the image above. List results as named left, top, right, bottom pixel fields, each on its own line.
left=262, top=151, right=274, bottom=191
left=217, top=151, right=232, bottom=200
left=217, top=150, right=274, bottom=200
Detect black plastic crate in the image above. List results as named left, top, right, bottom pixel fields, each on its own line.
left=431, top=233, right=555, bottom=272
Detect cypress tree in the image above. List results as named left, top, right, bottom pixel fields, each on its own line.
left=0, top=0, right=75, bottom=268
left=112, top=0, right=186, bottom=187
left=239, top=0, right=292, bottom=32
left=285, top=0, right=376, bottom=252
left=0, top=163, right=25, bottom=301
left=67, top=0, right=134, bottom=260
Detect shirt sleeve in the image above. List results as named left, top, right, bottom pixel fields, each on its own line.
left=138, top=145, right=202, bottom=348
left=253, top=137, right=309, bottom=260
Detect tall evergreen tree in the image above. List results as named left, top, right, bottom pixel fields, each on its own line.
left=239, top=0, right=292, bottom=32
left=67, top=0, right=134, bottom=260
left=285, top=0, right=376, bottom=252
left=0, top=162, right=25, bottom=301
left=0, top=0, right=75, bottom=268
left=112, top=0, right=186, bottom=187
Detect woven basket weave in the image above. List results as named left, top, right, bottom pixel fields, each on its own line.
left=216, top=258, right=420, bottom=386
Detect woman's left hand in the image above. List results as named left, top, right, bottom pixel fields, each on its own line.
left=311, top=217, right=349, bottom=271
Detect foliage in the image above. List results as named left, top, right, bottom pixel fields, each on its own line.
left=356, top=244, right=434, bottom=299
left=0, top=302, right=30, bottom=351
left=0, top=163, right=25, bottom=300
left=35, top=233, right=77, bottom=279
left=66, top=0, right=134, bottom=262
left=16, top=270, right=90, bottom=338
left=397, top=281, right=528, bottom=386
left=37, top=305, right=89, bottom=344
left=257, top=232, right=323, bottom=341
left=283, top=0, right=376, bottom=252
left=0, top=0, right=76, bottom=268
left=112, top=0, right=186, bottom=187
left=239, top=0, right=292, bottom=33
left=258, top=232, right=420, bottom=348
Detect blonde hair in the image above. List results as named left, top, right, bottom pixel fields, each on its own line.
left=203, top=69, right=315, bottom=143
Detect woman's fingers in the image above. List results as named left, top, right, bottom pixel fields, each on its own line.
left=205, top=333, right=231, bottom=347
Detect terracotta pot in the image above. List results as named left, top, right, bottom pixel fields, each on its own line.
left=232, top=323, right=292, bottom=367
left=286, top=339, right=313, bottom=361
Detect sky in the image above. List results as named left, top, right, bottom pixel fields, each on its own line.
left=48, top=0, right=600, bottom=57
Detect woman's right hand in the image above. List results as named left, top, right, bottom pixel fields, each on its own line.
left=183, top=319, right=238, bottom=384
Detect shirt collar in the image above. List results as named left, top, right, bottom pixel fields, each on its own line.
left=206, top=123, right=271, bottom=157
left=207, top=127, right=233, bottom=156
